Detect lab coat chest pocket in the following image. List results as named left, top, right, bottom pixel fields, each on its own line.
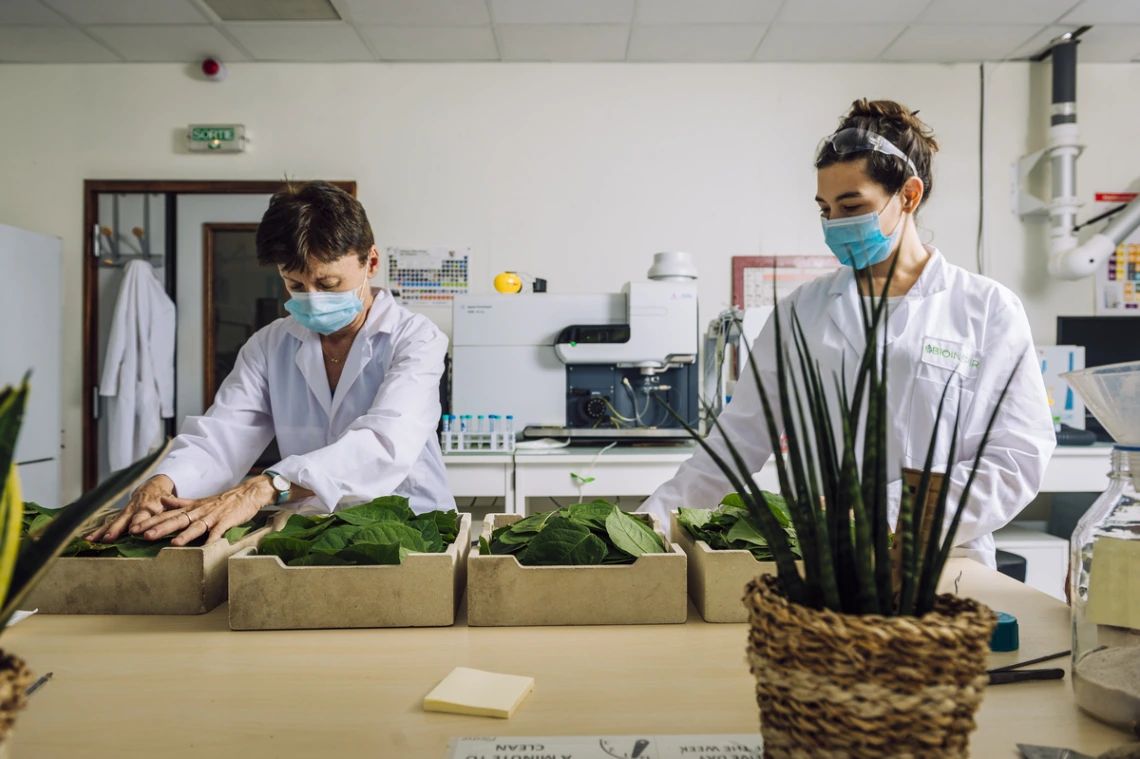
left=905, top=364, right=977, bottom=468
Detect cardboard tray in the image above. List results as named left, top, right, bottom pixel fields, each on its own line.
left=467, top=512, right=687, bottom=627
left=671, top=510, right=777, bottom=624
left=23, top=520, right=276, bottom=615
left=227, top=513, right=471, bottom=630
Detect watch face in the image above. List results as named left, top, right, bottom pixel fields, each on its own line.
left=272, top=474, right=290, bottom=492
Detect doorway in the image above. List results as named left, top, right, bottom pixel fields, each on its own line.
left=82, top=180, right=356, bottom=491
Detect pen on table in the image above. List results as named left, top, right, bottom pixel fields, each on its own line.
left=988, top=650, right=1071, bottom=674
left=25, top=672, right=52, bottom=698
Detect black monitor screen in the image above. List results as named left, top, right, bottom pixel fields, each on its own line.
left=1057, top=316, right=1140, bottom=368
left=1056, top=316, right=1140, bottom=436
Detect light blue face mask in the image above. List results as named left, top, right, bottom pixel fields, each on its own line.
left=820, top=205, right=904, bottom=269
left=285, top=277, right=367, bottom=335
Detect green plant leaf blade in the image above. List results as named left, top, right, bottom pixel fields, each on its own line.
left=604, top=509, right=664, bottom=557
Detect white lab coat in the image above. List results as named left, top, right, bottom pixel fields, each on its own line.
left=640, top=248, right=1056, bottom=568
left=152, top=288, right=455, bottom=514
left=100, top=260, right=176, bottom=472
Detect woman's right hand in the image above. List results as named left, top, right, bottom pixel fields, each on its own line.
left=85, top=475, right=176, bottom=543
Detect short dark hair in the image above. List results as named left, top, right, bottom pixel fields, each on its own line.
left=256, top=181, right=374, bottom=272
left=815, top=99, right=940, bottom=208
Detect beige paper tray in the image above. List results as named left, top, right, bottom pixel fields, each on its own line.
left=671, top=510, right=777, bottom=624
left=466, top=512, right=687, bottom=627
left=23, top=520, right=276, bottom=615
left=227, top=513, right=471, bottom=630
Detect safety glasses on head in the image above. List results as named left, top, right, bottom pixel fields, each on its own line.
left=820, top=127, right=918, bottom=176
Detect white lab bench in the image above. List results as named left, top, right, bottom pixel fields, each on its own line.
left=444, top=443, right=1114, bottom=514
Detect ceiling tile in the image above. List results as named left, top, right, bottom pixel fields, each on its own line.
left=636, top=0, right=781, bottom=25
left=342, top=0, right=490, bottom=25
left=0, top=0, right=67, bottom=25
left=1072, top=23, right=1140, bottom=61
left=627, top=24, right=765, bottom=61
left=881, top=24, right=1042, bottom=61
left=224, top=22, right=374, bottom=60
left=755, top=23, right=903, bottom=61
left=778, top=0, right=928, bottom=25
left=0, top=26, right=119, bottom=61
left=1063, top=0, right=1140, bottom=23
left=1009, top=24, right=1080, bottom=58
left=496, top=23, right=629, bottom=60
left=88, top=24, right=248, bottom=62
left=363, top=25, right=498, bottom=59
left=920, top=0, right=1079, bottom=24
left=490, top=0, right=634, bottom=25
left=41, top=0, right=208, bottom=25
left=202, top=0, right=340, bottom=21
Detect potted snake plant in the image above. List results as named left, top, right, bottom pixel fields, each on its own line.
left=662, top=262, right=1012, bottom=758
left=0, top=377, right=166, bottom=753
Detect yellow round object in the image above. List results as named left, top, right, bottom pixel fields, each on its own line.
left=494, top=272, right=523, bottom=293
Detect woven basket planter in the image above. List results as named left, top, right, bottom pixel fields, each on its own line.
left=745, top=574, right=998, bottom=759
left=0, top=650, right=32, bottom=755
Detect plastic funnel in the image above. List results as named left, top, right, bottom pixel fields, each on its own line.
left=1061, top=360, right=1140, bottom=446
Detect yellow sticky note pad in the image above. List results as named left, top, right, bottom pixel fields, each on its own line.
left=424, top=667, right=535, bottom=719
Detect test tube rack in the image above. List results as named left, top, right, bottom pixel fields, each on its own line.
left=440, top=415, right=515, bottom=453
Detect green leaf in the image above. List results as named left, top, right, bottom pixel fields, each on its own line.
left=565, top=501, right=616, bottom=530
left=604, top=509, right=664, bottom=557
left=479, top=536, right=491, bottom=556
left=338, top=541, right=406, bottom=566
left=677, top=507, right=712, bottom=532
left=569, top=473, right=596, bottom=485
left=223, top=523, right=253, bottom=543
left=288, top=553, right=353, bottom=567
left=505, top=511, right=556, bottom=534
left=112, top=539, right=171, bottom=558
left=352, top=522, right=427, bottom=553
left=334, top=496, right=414, bottom=525
left=259, top=535, right=315, bottom=564
left=413, top=510, right=459, bottom=544
left=308, top=524, right=363, bottom=553
left=726, top=517, right=769, bottom=547
left=27, top=513, right=53, bottom=536
left=412, top=519, right=444, bottom=553
left=519, top=520, right=607, bottom=566
left=276, top=515, right=334, bottom=540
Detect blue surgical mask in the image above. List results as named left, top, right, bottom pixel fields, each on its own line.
left=285, top=278, right=367, bottom=335
left=821, top=205, right=904, bottom=269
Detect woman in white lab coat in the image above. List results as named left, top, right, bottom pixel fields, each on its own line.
left=88, top=181, right=454, bottom=546
left=640, top=100, right=1056, bottom=568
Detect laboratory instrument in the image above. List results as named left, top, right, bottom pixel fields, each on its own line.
left=452, top=253, right=700, bottom=442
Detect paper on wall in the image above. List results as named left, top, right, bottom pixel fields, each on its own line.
left=1093, top=193, right=1140, bottom=315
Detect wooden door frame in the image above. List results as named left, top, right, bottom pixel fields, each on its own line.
left=83, top=180, right=356, bottom=491
left=202, top=222, right=261, bottom=409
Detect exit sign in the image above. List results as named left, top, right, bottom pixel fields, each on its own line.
left=187, top=124, right=246, bottom=153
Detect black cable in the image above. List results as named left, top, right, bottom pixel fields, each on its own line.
left=1074, top=203, right=1128, bottom=232
left=977, top=62, right=985, bottom=275
left=549, top=498, right=566, bottom=509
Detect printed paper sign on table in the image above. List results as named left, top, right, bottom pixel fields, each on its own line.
left=446, top=735, right=762, bottom=759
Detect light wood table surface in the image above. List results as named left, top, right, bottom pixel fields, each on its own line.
left=3, top=559, right=1132, bottom=758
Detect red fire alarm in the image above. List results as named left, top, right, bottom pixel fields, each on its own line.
left=201, top=57, right=227, bottom=81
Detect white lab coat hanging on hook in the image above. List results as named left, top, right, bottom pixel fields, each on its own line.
left=639, top=248, right=1057, bottom=568
left=100, top=259, right=176, bottom=472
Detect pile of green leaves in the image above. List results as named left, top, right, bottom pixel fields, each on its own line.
left=677, top=492, right=800, bottom=561
left=479, top=501, right=666, bottom=566
left=20, top=502, right=268, bottom=558
left=258, top=496, right=458, bottom=567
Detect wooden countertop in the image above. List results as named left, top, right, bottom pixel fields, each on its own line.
left=3, top=560, right=1132, bottom=758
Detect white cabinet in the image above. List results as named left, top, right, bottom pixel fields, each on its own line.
left=993, top=524, right=1069, bottom=601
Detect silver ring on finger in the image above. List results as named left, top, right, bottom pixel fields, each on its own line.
left=183, top=511, right=192, bottom=528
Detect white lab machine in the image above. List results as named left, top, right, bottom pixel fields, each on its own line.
left=451, top=254, right=700, bottom=442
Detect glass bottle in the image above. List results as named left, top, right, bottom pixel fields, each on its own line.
left=1070, top=445, right=1140, bottom=730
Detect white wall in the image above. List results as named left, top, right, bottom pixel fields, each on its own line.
left=0, top=61, right=1136, bottom=502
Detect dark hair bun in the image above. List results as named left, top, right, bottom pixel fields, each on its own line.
left=817, top=98, right=939, bottom=207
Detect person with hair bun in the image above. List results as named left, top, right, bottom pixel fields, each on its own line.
left=642, top=99, right=1055, bottom=568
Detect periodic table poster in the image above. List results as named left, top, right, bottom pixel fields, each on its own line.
left=1094, top=192, right=1140, bottom=315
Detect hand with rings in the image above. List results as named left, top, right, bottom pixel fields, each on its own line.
left=129, top=475, right=277, bottom=546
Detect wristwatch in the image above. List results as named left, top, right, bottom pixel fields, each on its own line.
left=263, top=470, right=291, bottom=505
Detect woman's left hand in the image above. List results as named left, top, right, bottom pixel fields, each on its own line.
left=131, top=476, right=276, bottom=545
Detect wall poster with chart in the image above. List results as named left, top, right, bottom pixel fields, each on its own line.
left=732, top=255, right=841, bottom=309
left=1093, top=193, right=1140, bottom=315
left=386, top=246, right=470, bottom=306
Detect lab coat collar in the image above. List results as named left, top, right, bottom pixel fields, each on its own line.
left=827, top=247, right=947, bottom=355
left=287, top=287, right=401, bottom=420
